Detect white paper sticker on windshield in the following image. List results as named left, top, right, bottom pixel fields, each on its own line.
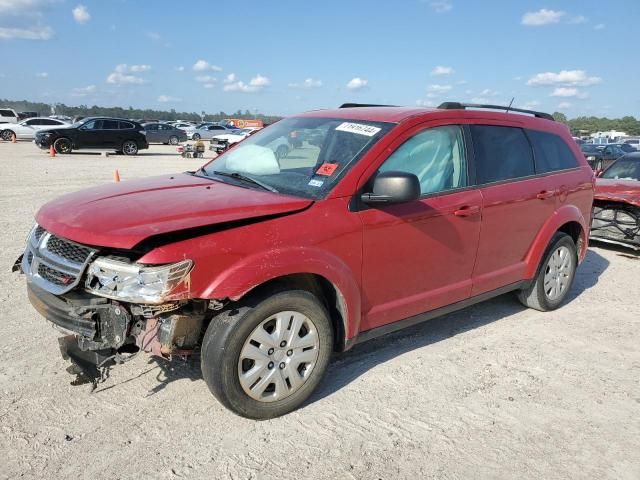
left=308, top=179, right=324, bottom=187
left=335, top=122, right=381, bottom=137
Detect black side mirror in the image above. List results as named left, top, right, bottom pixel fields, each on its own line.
left=361, top=171, right=421, bottom=205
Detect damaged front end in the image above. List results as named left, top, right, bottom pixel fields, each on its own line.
left=18, top=224, right=210, bottom=386
left=591, top=202, right=640, bottom=250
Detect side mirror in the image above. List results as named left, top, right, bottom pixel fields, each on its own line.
left=361, top=171, right=421, bottom=205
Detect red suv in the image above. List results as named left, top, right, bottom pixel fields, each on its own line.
left=16, top=102, right=594, bottom=418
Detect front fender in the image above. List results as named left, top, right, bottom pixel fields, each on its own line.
left=199, top=246, right=363, bottom=341
left=523, top=204, right=588, bottom=279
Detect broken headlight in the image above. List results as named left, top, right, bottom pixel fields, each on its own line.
left=85, top=257, right=192, bottom=304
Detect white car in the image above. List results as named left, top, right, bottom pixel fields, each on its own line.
left=185, top=124, right=240, bottom=140
left=0, top=107, right=19, bottom=125
left=0, top=117, right=69, bottom=141
left=210, top=128, right=254, bottom=145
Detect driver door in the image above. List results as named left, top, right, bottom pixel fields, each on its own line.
left=358, top=124, right=482, bottom=331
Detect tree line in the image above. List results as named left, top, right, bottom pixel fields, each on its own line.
left=0, top=98, right=283, bottom=124
left=552, top=112, right=640, bottom=136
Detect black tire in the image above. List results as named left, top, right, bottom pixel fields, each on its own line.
left=1, top=129, right=14, bottom=141
left=122, top=140, right=138, bottom=156
left=192, top=133, right=201, bottom=140
left=169, top=135, right=179, bottom=145
left=53, top=137, right=72, bottom=154
left=201, top=290, right=334, bottom=419
left=517, top=232, right=577, bottom=311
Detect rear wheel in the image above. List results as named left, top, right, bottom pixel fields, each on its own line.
left=192, top=133, right=201, bottom=140
left=53, top=137, right=72, bottom=154
left=169, top=135, right=179, bottom=145
left=1, top=129, right=14, bottom=141
left=122, top=140, right=138, bottom=155
left=201, top=290, right=333, bottom=419
left=517, top=232, right=577, bottom=311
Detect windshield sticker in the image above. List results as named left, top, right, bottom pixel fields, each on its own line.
left=316, top=163, right=338, bottom=176
left=335, top=122, right=381, bottom=137
left=308, top=179, right=324, bottom=187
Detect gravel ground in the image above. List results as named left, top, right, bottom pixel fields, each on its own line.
left=0, top=140, right=639, bottom=480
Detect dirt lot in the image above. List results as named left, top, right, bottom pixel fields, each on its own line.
left=0, top=140, right=639, bottom=480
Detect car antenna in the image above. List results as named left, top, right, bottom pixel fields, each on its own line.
left=505, top=97, right=515, bottom=114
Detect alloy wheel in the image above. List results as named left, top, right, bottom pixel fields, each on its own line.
left=543, top=245, right=572, bottom=300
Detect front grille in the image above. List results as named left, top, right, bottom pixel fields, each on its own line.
left=46, top=235, right=93, bottom=264
left=22, top=225, right=97, bottom=295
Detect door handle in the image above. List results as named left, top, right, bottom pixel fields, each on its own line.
left=453, top=205, right=480, bottom=217
left=536, top=190, right=555, bottom=200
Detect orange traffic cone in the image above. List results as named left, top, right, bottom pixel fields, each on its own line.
left=113, top=169, right=121, bottom=182
left=11, top=133, right=16, bottom=144
left=49, top=144, right=55, bottom=158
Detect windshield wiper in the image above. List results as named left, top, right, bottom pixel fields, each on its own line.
left=211, top=170, right=278, bottom=193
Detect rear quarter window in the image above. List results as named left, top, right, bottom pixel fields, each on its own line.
left=470, top=125, right=535, bottom=184
left=527, top=130, right=578, bottom=173
left=119, top=121, right=135, bottom=129
left=0, top=109, right=15, bottom=117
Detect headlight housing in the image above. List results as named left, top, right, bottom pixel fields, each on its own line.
left=85, top=257, right=193, bottom=304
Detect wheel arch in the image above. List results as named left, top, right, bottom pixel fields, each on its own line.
left=524, top=205, right=588, bottom=279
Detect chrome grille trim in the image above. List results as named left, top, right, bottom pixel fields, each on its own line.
left=22, top=226, right=97, bottom=295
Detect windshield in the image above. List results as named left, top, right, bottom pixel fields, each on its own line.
left=601, top=159, right=640, bottom=181
left=200, top=116, right=392, bottom=199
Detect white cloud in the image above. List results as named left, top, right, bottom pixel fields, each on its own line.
left=157, top=95, right=180, bottom=103
left=223, top=74, right=271, bottom=93
left=594, top=23, right=605, bottom=30
left=429, top=1, right=452, bottom=13
left=558, top=102, right=572, bottom=109
left=288, top=78, right=323, bottom=88
left=176, top=66, right=184, bottom=72
left=203, top=83, right=215, bottom=89
left=72, top=4, right=90, bottom=24
left=195, top=75, right=216, bottom=83
left=568, top=15, right=588, bottom=24
left=71, top=84, right=96, bottom=96
left=224, top=73, right=236, bottom=84
left=107, top=64, right=150, bottom=85
left=192, top=59, right=222, bottom=72
left=146, top=32, right=161, bottom=41
left=416, top=99, right=436, bottom=107
left=522, top=9, right=564, bottom=26
left=550, top=87, right=588, bottom=99
left=431, top=65, right=454, bottom=76
left=346, top=77, right=368, bottom=90
left=526, top=70, right=602, bottom=87
left=519, top=100, right=541, bottom=109
left=470, top=97, right=490, bottom=104
left=35, top=71, right=48, bottom=78
left=427, top=84, right=452, bottom=94
left=0, top=25, right=53, bottom=40
left=479, top=88, right=499, bottom=97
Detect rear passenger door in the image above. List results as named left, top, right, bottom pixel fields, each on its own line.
left=470, top=125, right=557, bottom=296
left=145, top=123, right=160, bottom=143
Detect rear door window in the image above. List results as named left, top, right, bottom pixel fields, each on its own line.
left=470, top=125, right=535, bottom=184
left=0, top=109, right=15, bottom=117
left=527, top=130, right=578, bottom=173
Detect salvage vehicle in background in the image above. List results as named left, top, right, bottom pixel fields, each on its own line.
left=581, top=143, right=633, bottom=170
left=186, top=123, right=240, bottom=140
left=591, top=152, right=640, bottom=250
left=34, top=117, right=149, bottom=155
left=15, top=102, right=593, bottom=419
left=143, top=122, right=188, bottom=145
left=1, top=117, right=68, bottom=141
left=0, top=107, right=19, bottom=125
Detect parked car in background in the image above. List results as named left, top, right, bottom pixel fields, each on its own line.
left=185, top=123, right=240, bottom=140
left=172, top=122, right=196, bottom=131
left=0, top=107, right=19, bottom=125
left=34, top=117, right=149, bottom=155
left=592, top=152, right=640, bottom=250
left=580, top=143, right=632, bottom=170
left=1, top=117, right=68, bottom=141
left=18, top=111, right=39, bottom=120
left=620, top=137, right=640, bottom=150
left=143, top=122, right=188, bottom=145
left=16, top=102, right=594, bottom=419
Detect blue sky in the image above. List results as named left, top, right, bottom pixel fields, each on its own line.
left=1, top=0, right=638, bottom=118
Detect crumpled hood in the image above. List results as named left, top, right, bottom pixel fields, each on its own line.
left=595, top=178, right=640, bottom=207
left=36, top=173, right=312, bottom=249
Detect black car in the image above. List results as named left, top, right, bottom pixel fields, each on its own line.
left=34, top=117, right=149, bottom=155
left=580, top=143, right=632, bottom=170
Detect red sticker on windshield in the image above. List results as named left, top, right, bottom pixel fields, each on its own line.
left=316, top=163, right=338, bottom=176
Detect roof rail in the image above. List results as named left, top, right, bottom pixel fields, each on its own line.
left=437, top=102, right=554, bottom=121
left=339, top=103, right=397, bottom=108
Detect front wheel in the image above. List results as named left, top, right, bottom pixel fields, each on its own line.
left=517, top=232, right=577, bottom=311
left=201, top=290, right=334, bottom=419
left=53, top=137, right=72, bottom=154
left=1, top=129, right=14, bottom=141
left=122, top=140, right=138, bottom=155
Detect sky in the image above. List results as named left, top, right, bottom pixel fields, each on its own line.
left=0, top=0, right=638, bottom=118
